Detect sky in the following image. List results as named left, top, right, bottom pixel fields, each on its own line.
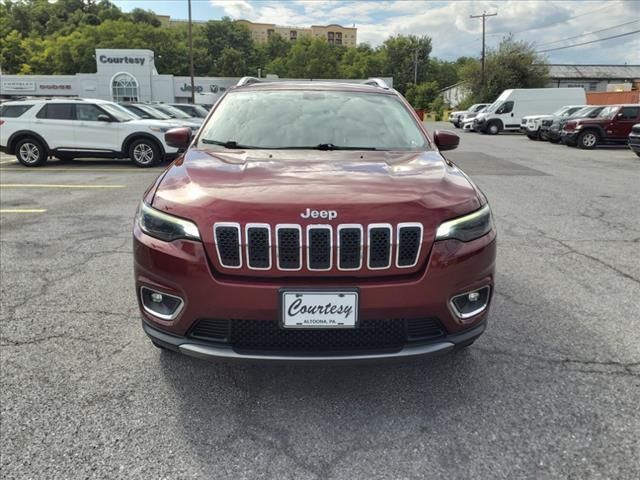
left=112, top=0, right=640, bottom=64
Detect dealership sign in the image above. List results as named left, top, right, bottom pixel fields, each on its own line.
left=39, top=84, right=73, bottom=91
left=99, top=55, right=146, bottom=66
left=1, top=80, right=36, bottom=93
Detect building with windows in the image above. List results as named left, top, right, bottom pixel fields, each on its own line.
left=233, top=20, right=357, bottom=46
left=0, top=48, right=386, bottom=105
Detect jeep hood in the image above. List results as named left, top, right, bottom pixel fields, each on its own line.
left=152, top=148, right=480, bottom=220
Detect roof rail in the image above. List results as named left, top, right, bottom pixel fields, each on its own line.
left=236, top=76, right=262, bottom=87
left=362, top=78, right=390, bottom=89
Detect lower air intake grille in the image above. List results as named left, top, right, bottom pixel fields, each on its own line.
left=188, top=318, right=445, bottom=353
left=214, top=225, right=241, bottom=268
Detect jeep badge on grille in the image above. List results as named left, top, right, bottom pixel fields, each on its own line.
left=300, top=208, right=338, bottom=220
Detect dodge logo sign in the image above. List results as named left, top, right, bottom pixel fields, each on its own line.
left=300, top=208, right=338, bottom=220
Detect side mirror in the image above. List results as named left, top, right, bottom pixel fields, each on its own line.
left=97, top=114, right=111, bottom=122
left=433, top=130, right=460, bottom=151
left=165, top=127, right=192, bottom=149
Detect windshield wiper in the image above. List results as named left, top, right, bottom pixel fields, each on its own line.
left=280, top=144, right=379, bottom=151
left=201, top=139, right=258, bottom=149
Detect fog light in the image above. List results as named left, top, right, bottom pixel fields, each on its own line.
left=150, top=293, right=163, bottom=303
left=140, top=287, right=184, bottom=320
left=450, top=286, right=490, bottom=319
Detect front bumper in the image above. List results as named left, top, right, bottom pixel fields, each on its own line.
left=561, top=130, right=579, bottom=144
left=629, top=134, right=640, bottom=153
left=134, top=224, right=496, bottom=361
left=143, top=319, right=486, bottom=363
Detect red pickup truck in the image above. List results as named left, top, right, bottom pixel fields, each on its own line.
left=561, top=104, right=640, bottom=149
left=133, top=79, right=496, bottom=363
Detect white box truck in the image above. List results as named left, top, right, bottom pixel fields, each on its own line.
left=473, top=88, right=586, bottom=135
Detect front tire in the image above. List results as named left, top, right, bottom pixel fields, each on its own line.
left=577, top=130, right=599, bottom=150
left=487, top=121, right=501, bottom=135
left=15, top=138, right=47, bottom=167
left=129, top=138, right=160, bottom=167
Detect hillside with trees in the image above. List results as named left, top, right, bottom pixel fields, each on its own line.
left=0, top=0, right=548, bottom=109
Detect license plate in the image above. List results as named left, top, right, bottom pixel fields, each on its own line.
left=281, top=290, right=358, bottom=329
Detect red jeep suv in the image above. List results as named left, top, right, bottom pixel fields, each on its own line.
left=561, top=104, right=640, bottom=149
left=133, top=78, right=497, bottom=362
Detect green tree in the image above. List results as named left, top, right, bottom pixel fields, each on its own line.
left=404, top=81, right=440, bottom=109
left=461, top=35, right=549, bottom=102
left=379, top=35, right=432, bottom=93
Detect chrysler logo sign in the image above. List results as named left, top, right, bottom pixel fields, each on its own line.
left=99, top=55, right=145, bottom=66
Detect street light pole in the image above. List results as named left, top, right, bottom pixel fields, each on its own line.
left=188, top=0, right=195, bottom=104
left=470, top=11, right=497, bottom=87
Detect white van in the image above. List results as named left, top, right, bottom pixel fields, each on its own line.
left=473, top=88, right=586, bottom=134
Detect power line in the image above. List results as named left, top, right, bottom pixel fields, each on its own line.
left=536, top=19, right=640, bottom=47
left=536, top=29, right=640, bottom=53
left=490, top=4, right=611, bottom=37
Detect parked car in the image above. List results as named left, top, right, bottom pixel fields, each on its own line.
left=543, top=105, right=605, bottom=143
left=0, top=98, right=181, bottom=167
left=561, top=104, right=640, bottom=149
left=120, top=103, right=201, bottom=131
left=474, top=88, right=586, bottom=135
left=522, top=105, right=585, bottom=140
left=628, top=123, right=640, bottom=157
left=134, top=78, right=496, bottom=362
left=448, top=104, right=489, bottom=128
left=171, top=103, right=209, bottom=118
left=149, top=103, right=203, bottom=125
left=461, top=106, right=489, bottom=131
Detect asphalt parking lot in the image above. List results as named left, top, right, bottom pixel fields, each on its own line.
left=1, top=123, right=639, bottom=479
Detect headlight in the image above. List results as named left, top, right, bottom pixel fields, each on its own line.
left=435, top=204, right=493, bottom=242
left=137, top=202, right=201, bottom=241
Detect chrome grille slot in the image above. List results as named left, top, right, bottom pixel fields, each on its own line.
left=307, top=226, right=332, bottom=270
left=277, top=226, right=302, bottom=270
left=396, top=224, right=423, bottom=268
left=368, top=225, right=392, bottom=269
left=246, top=225, right=271, bottom=269
left=214, top=223, right=242, bottom=268
left=338, top=226, right=363, bottom=270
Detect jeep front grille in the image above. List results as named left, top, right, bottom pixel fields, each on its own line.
left=213, top=222, right=424, bottom=273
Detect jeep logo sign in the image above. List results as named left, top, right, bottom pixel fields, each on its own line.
left=300, top=208, right=337, bottom=220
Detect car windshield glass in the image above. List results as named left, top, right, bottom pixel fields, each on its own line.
left=192, top=105, right=209, bottom=117
left=154, top=104, right=191, bottom=119
left=552, top=107, right=568, bottom=116
left=598, top=106, right=618, bottom=119
left=102, top=103, right=137, bottom=121
left=569, top=107, right=593, bottom=118
left=138, top=105, right=172, bottom=120
left=199, top=90, right=429, bottom=151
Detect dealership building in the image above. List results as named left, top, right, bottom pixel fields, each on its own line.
left=0, top=48, right=242, bottom=104
left=0, top=48, right=390, bottom=105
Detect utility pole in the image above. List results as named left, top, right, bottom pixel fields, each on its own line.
left=413, top=49, right=418, bottom=84
left=188, top=0, right=195, bottom=104
left=470, top=11, right=497, bottom=86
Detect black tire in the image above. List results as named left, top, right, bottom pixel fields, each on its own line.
left=527, top=134, right=537, bottom=140
left=487, top=121, right=501, bottom=135
left=15, top=137, right=47, bottom=167
left=129, top=138, right=160, bottom=167
left=635, top=152, right=640, bottom=158
left=577, top=130, right=599, bottom=150
left=549, top=138, right=561, bottom=144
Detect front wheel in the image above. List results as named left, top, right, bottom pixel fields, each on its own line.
left=577, top=130, right=599, bottom=150
left=15, top=138, right=47, bottom=167
left=487, top=122, right=500, bottom=135
left=129, top=138, right=160, bottom=167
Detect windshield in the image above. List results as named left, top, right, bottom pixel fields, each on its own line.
left=135, top=105, right=172, bottom=120
left=552, top=107, right=569, bottom=116
left=199, top=90, right=428, bottom=150
left=153, top=104, right=192, bottom=119
left=102, top=103, right=137, bottom=122
left=192, top=105, right=209, bottom=117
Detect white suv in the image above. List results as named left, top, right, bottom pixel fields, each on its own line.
left=0, top=98, right=182, bottom=167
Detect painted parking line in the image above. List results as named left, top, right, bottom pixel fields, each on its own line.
left=0, top=209, right=48, bottom=214
left=0, top=167, right=158, bottom=173
left=0, top=184, right=126, bottom=189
